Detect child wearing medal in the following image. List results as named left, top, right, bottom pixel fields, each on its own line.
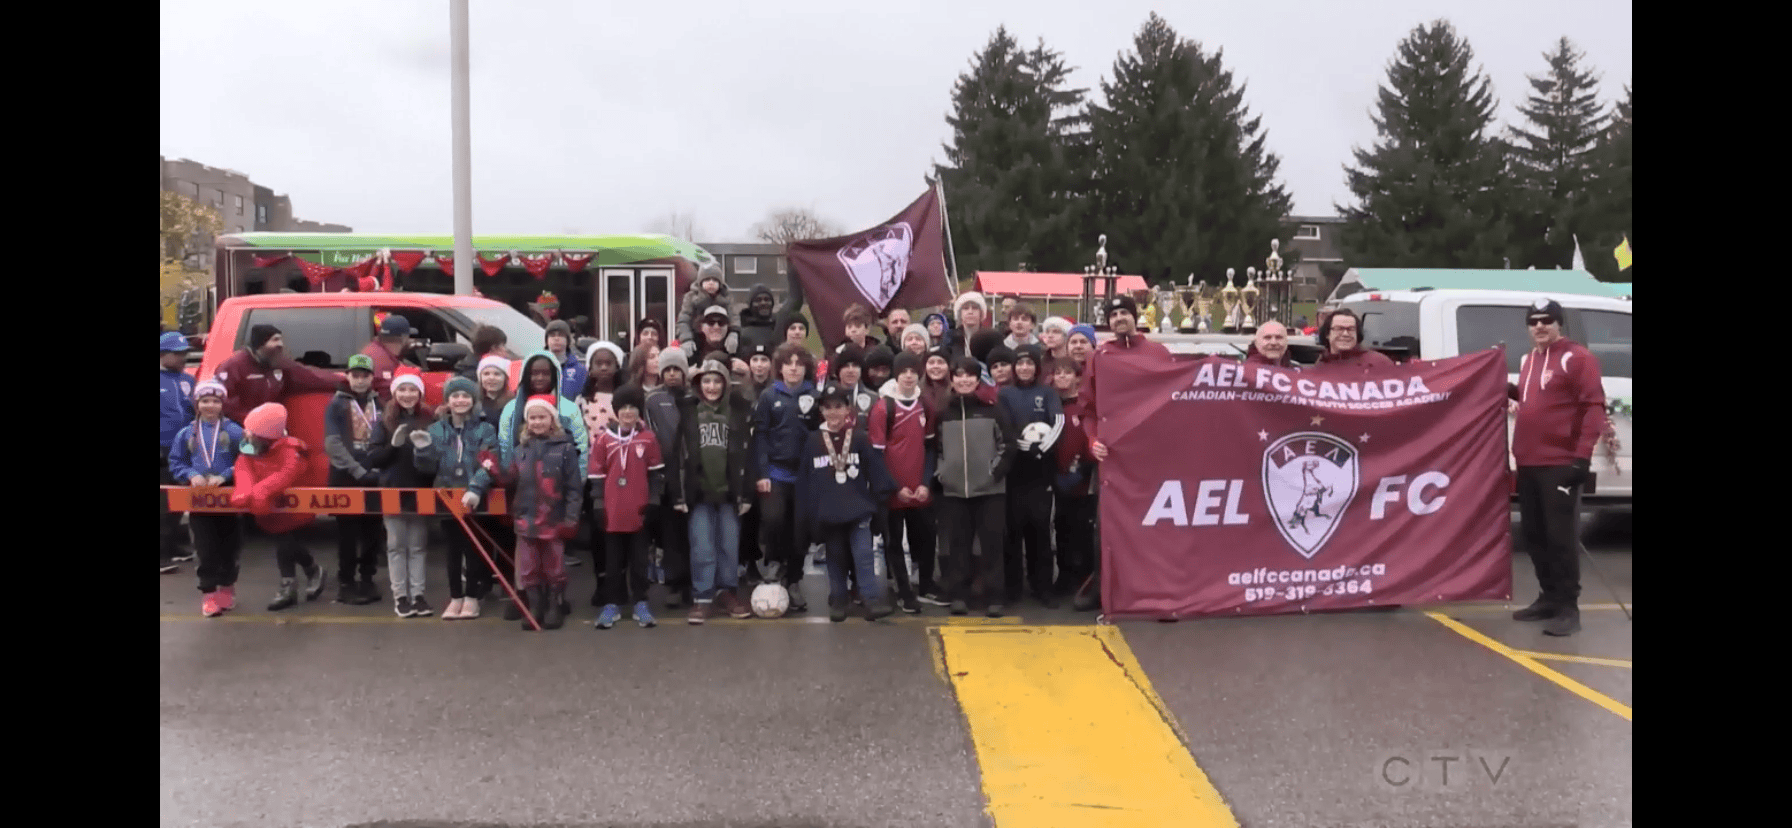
left=796, top=386, right=898, bottom=623
left=168, top=380, right=246, bottom=617
left=589, top=384, right=667, bottom=630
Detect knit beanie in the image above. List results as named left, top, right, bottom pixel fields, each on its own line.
left=986, top=344, right=1017, bottom=367
left=444, top=376, right=478, bottom=400
left=892, top=351, right=924, bottom=378
left=1068, top=324, right=1098, bottom=345
left=1013, top=343, right=1044, bottom=368
left=612, top=383, right=646, bottom=414
left=192, top=379, right=226, bottom=401
left=968, top=329, right=1004, bottom=363
left=834, top=343, right=865, bottom=369
left=953, top=291, right=988, bottom=319
left=900, top=323, right=930, bottom=348
left=544, top=320, right=572, bottom=344
left=248, top=324, right=281, bottom=351
left=863, top=344, right=895, bottom=372
left=243, top=403, right=287, bottom=440
left=657, top=347, right=689, bottom=376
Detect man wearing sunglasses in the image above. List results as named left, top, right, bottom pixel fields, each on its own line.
left=1508, top=298, right=1606, bottom=637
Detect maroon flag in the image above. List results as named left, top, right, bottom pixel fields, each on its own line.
left=785, top=189, right=951, bottom=349
left=1093, top=349, right=1514, bottom=619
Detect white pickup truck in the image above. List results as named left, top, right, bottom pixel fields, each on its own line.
left=1332, top=288, right=1632, bottom=505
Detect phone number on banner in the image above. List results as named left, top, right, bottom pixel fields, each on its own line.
left=1243, top=580, right=1376, bottom=602
left=1231, top=563, right=1386, bottom=603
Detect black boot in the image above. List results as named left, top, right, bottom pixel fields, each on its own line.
left=1543, top=606, right=1581, bottom=637
left=519, top=587, right=544, bottom=630
left=543, top=587, right=567, bottom=630
left=1512, top=596, right=1560, bottom=622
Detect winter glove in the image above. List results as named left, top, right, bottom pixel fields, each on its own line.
left=1564, top=458, right=1591, bottom=488
left=390, top=424, right=412, bottom=447
left=556, top=521, right=579, bottom=540
left=409, top=429, right=433, bottom=449
left=460, top=491, right=481, bottom=511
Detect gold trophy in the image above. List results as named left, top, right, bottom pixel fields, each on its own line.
left=1219, top=268, right=1241, bottom=332
left=1264, top=239, right=1284, bottom=327
left=1176, top=276, right=1198, bottom=331
left=1241, top=267, right=1260, bottom=330
left=1195, top=284, right=1212, bottom=333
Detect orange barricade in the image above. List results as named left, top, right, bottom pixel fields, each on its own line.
left=161, top=487, right=507, bottom=516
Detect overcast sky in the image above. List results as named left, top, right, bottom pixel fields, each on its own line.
left=161, top=0, right=1630, bottom=244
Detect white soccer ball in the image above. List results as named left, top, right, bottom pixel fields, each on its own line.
left=1021, top=422, right=1051, bottom=447
left=750, top=583, right=789, bottom=619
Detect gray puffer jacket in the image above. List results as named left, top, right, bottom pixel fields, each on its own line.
left=935, top=389, right=1015, bottom=499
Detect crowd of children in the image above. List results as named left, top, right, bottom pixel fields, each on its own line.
left=163, top=284, right=1122, bottom=628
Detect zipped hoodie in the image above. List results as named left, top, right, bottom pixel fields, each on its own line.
left=323, top=380, right=382, bottom=485
left=936, top=387, right=1016, bottom=499
left=169, top=417, right=244, bottom=482
left=871, top=379, right=937, bottom=509
left=752, top=379, right=821, bottom=485
left=1513, top=337, right=1606, bottom=467
left=413, top=411, right=498, bottom=498
left=498, top=349, right=590, bottom=472
left=796, top=421, right=897, bottom=529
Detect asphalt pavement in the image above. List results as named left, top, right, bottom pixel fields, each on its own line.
left=160, top=511, right=1631, bottom=828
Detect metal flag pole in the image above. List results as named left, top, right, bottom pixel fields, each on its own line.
left=450, top=0, right=475, bottom=295
left=936, top=180, right=961, bottom=299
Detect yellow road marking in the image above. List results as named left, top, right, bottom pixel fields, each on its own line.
left=1425, top=612, right=1631, bottom=722
left=928, top=628, right=948, bottom=685
left=937, top=625, right=1238, bottom=827
left=1510, top=650, right=1632, bottom=669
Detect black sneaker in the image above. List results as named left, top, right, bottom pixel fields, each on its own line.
left=170, top=550, right=197, bottom=563
left=1543, top=608, right=1581, bottom=637
left=829, top=598, right=848, bottom=623
left=785, top=583, right=808, bottom=613
left=900, top=596, right=922, bottom=614
left=918, top=591, right=949, bottom=607
left=354, top=583, right=382, bottom=606
left=159, top=560, right=180, bottom=575
left=335, top=582, right=358, bottom=604
left=949, top=600, right=969, bottom=616
left=410, top=595, right=433, bottom=617
left=986, top=604, right=1005, bottom=618
left=1512, top=597, right=1560, bottom=622
left=395, top=596, right=414, bottom=618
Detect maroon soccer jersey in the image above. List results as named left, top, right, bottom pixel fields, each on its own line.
left=589, top=424, right=664, bottom=533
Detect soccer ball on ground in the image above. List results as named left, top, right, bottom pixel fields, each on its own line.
left=750, top=583, right=790, bottom=619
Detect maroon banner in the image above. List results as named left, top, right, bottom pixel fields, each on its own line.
left=785, top=189, right=952, bottom=350
left=1096, top=349, right=1513, bottom=619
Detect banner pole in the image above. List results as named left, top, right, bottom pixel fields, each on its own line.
left=936, top=180, right=961, bottom=299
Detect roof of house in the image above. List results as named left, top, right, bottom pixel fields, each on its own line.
left=975, top=271, right=1149, bottom=297
left=1330, top=268, right=1628, bottom=301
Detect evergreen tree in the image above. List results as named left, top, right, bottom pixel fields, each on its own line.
left=1086, top=12, right=1292, bottom=288
left=1583, top=84, right=1631, bottom=280
left=1338, top=20, right=1512, bottom=268
left=1507, top=37, right=1608, bottom=270
left=933, top=27, right=1089, bottom=276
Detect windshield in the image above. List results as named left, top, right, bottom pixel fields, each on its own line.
left=447, top=305, right=547, bottom=360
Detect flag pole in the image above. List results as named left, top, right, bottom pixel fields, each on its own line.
left=936, top=180, right=961, bottom=299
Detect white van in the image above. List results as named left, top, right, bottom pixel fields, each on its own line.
left=1332, top=288, right=1632, bottom=504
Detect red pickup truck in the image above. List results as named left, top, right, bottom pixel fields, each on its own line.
left=195, top=293, right=542, bottom=489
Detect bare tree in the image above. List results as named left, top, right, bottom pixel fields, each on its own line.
left=751, top=207, right=844, bottom=246
left=648, top=210, right=707, bottom=241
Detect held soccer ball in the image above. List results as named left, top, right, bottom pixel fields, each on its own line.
left=750, top=583, right=790, bottom=619
left=1021, top=421, right=1052, bottom=448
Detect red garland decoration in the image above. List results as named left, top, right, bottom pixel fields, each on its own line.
left=477, top=252, right=510, bottom=277
left=297, top=257, right=337, bottom=285
left=378, top=261, right=395, bottom=291
left=436, top=254, right=454, bottom=277
left=519, top=253, right=555, bottom=279
left=389, top=251, right=426, bottom=274
left=560, top=251, right=594, bottom=272
left=253, top=253, right=291, bottom=269
left=343, top=256, right=377, bottom=281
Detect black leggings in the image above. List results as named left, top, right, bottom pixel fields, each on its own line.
left=442, top=519, right=493, bottom=600
left=190, top=513, right=242, bottom=592
left=883, top=505, right=932, bottom=599
left=1006, top=480, right=1054, bottom=598
left=335, top=514, right=382, bottom=585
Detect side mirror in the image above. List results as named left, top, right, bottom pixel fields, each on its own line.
left=425, top=342, right=471, bottom=373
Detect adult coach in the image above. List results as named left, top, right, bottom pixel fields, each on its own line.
left=1509, top=298, right=1606, bottom=637
left=1078, top=295, right=1171, bottom=611
left=214, top=324, right=342, bottom=425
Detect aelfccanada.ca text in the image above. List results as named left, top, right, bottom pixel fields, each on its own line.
left=1169, top=363, right=1451, bottom=410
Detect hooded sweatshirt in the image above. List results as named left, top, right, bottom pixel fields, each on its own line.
left=498, top=349, right=590, bottom=472
left=752, top=378, right=821, bottom=485
left=324, top=379, right=382, bottom=485
left=795, top=421, right=897, bottom=529
left=871, top=378, right=936, bottom=509
left=1513, top=337, right=1606, bottom=467
left=672, top=364, right=758, bottom=506
left=737, top=282, right=805, bottom=354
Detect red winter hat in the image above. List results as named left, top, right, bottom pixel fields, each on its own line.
left=244, top=403, right=288, bottom=440
left=523, top=394, right=558, bottom=417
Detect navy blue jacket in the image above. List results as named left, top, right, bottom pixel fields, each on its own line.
left=160, top=369, right=196, bottom=449
left=796, top=425, right=897, bottom=529
left=752, top=380, right=820, bottom=484
left=998, top=379, right=1065, bottom=481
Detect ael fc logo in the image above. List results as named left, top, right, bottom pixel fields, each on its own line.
left=1262, top=432, right=1358, bottom=559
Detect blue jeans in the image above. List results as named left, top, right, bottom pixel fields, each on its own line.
left=820, top=518, right=882, bottom=607
left=687, top=503, right=741, bottom=601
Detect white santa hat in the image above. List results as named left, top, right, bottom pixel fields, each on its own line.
left=586, top=340, right=626, bottom=366
left=391, top=373, right=425, bottom=395
left=477, top=355, right=510, bottom=377
left=952, top=291, right=988, bottom=317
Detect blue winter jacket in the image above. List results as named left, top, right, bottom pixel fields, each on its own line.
left=160, top=369, right=196, bottom=448
left=752, top=379, right=820, bottom=485
left=168, top=418, right=244, bottom=482
left=413, top=414, right=498, bottom=500
left=555, top=348, right=587, bottom=401
left=498, top=349, right=590, bottom=472
left=795, top=425, right=897, bottom=529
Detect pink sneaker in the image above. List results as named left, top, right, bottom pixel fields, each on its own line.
left=217, top=586, right=236, bottom=612
left=202, top=592, right=224, bottom=618
left=440, top=598, right=466, bottom=620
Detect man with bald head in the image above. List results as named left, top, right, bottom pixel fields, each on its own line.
left=1245, top=320, right=1295, bottom=368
